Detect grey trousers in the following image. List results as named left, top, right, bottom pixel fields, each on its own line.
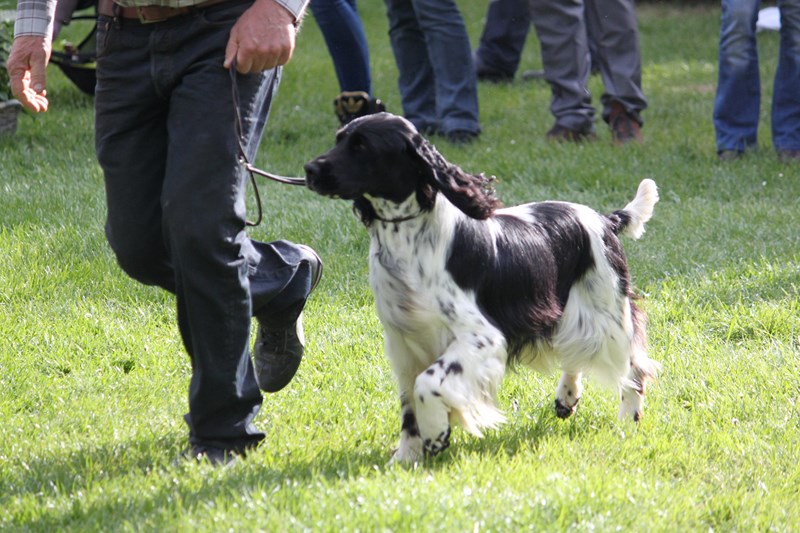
left=529, top=0, right=647, bottom=132
left=95, top=0, right=316, bottom=452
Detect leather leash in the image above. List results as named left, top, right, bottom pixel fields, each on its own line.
left=230, top=61, right=306, bottom=227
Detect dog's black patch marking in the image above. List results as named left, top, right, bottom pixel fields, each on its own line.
left=446, top=203, right=595, bottom=359
left=402, top=411, right=420, bottom=437
left=446, top=362, right=463, bottom=375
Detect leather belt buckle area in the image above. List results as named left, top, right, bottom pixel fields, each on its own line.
left=135, top=6, right=171, bottom=23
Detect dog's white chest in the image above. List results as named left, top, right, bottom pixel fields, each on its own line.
left=368, top=223, right=449, bottom=332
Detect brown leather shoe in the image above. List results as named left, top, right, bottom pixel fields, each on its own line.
left=778, top=149, right=800, bottom=163
left=545, top=123, right=597, bottom=143
left=609, top=101, right=643, bottom=145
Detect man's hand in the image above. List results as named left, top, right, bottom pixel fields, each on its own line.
left=224, top=0, right=297, bottom=73
left=6, top=35, right=51, bottom=113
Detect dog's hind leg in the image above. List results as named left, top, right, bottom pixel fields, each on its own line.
left=618, top=354, right=659, bottom=422
left=554, top=371, right=583, bottom=419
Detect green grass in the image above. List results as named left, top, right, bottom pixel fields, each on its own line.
left=2, top=3, right=799, bottom=531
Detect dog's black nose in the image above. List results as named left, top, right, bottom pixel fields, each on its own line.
left=304, top=160, right=320, bottom=180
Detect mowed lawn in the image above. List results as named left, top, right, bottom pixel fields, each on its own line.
left=1, top=2, right=798, bottom=531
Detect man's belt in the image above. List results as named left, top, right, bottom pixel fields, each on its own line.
left=98, top=0, right=230, bottom=23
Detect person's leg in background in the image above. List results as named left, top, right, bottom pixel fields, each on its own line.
left=311, top=0, right=386, bottom=125
left=410, top=0, right=480, bottom=141
left=529, top=0, right=596, bottom=140
left=474, top=0, right=531, bottom=82
left=585, top=0, right=647, bottom=144
left=713, top=0, right=761, bottom=158
left=771, top=0, right=800, bottom=160
left=384, top=0, right=439, bottom=134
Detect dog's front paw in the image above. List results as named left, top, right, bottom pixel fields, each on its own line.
left=554, top=397, right=580, bottom=419
left=388, top=436, right=424, bottom=466
left=423, top=427, right=451, bottom=457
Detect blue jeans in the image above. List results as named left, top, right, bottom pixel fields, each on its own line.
left=95, top=0, right=317, bottom=452
left=384, top=0, right=480, bottom=135
left=310, top=0, right=372, bottom=93
left=714, top=0, right=800, bottom=152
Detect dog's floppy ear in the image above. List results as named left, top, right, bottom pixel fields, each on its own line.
left=411, top=136, right=501, bottom=220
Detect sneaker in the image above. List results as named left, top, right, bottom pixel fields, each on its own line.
left=253, top=245, right=323, bottom=393
left=445, top=129, right=480, bottom=145
left=476, top=68, right=515, bottom=83
left=545, top=123, right=597, bottom=143
left=334, top=91, right=386, bottom=125
left=181, top=444, right=241, bottom=466
left=608, top=101, right=642, bottom=145
left=718, top=150, right=743, bottom=161
left=778, top=149, right=800, bottom=163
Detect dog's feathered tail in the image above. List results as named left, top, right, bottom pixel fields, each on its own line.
left=608, top=179, right=659, bottom=240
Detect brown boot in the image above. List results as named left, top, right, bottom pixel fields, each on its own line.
left=609, top=101, right=643, bottom=145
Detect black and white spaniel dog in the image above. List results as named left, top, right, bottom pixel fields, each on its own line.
left=304, top=113, right=660, bottom=464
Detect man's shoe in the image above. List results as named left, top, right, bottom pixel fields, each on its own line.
left=334, top=91, right=386, bottom=126
left=608, top=101, right=643, bottom=145
left=253, top=245, right=322, bottom=393
left=718, top=149, right=743, bottom=161
left=445, top=129, right=480, bottom=145
left=545, top=123, right=597, bottom=143
left=181, top=444, right=240, bottom=466
left=778, top=149, right=800, bottom=163
left=477, top=68, right=515, bottom=83
left=521, top=69, right=545, bottom=81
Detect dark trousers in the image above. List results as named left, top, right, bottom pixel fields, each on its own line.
left=474, top=0, right=531, bottom=77
left=95, top=0, right=315, bottom=451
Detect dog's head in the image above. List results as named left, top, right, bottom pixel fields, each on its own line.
left=304, top=112, right=501, bottom=225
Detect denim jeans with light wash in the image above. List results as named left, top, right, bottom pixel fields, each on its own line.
left=95, top=0, right=317, bottom=453
left=714, top=0, right=800, bottom=152
left=384, top=0, right=480, bottom=136
left=310, top=0, right=372, bottom=93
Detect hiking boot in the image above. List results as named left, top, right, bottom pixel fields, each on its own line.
left=545, top=123, right=597, bottom=143
left=334, top=91, right=386, bottom=125
left=253, top=245, right=323, bottom=393
left=608, top=101, right=642, bottom=145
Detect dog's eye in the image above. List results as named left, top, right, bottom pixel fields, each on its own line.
left=349, top=135, right=367, bottom=152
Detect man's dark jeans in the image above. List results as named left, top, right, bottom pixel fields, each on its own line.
left=95, top=0, right=315, bottom=452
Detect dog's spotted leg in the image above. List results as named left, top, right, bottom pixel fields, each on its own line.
left=389, top=393, right=424, bottom=464
left=554, top=371, right=583, bottom=419
left=413, top=359, right=456, bottom=457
